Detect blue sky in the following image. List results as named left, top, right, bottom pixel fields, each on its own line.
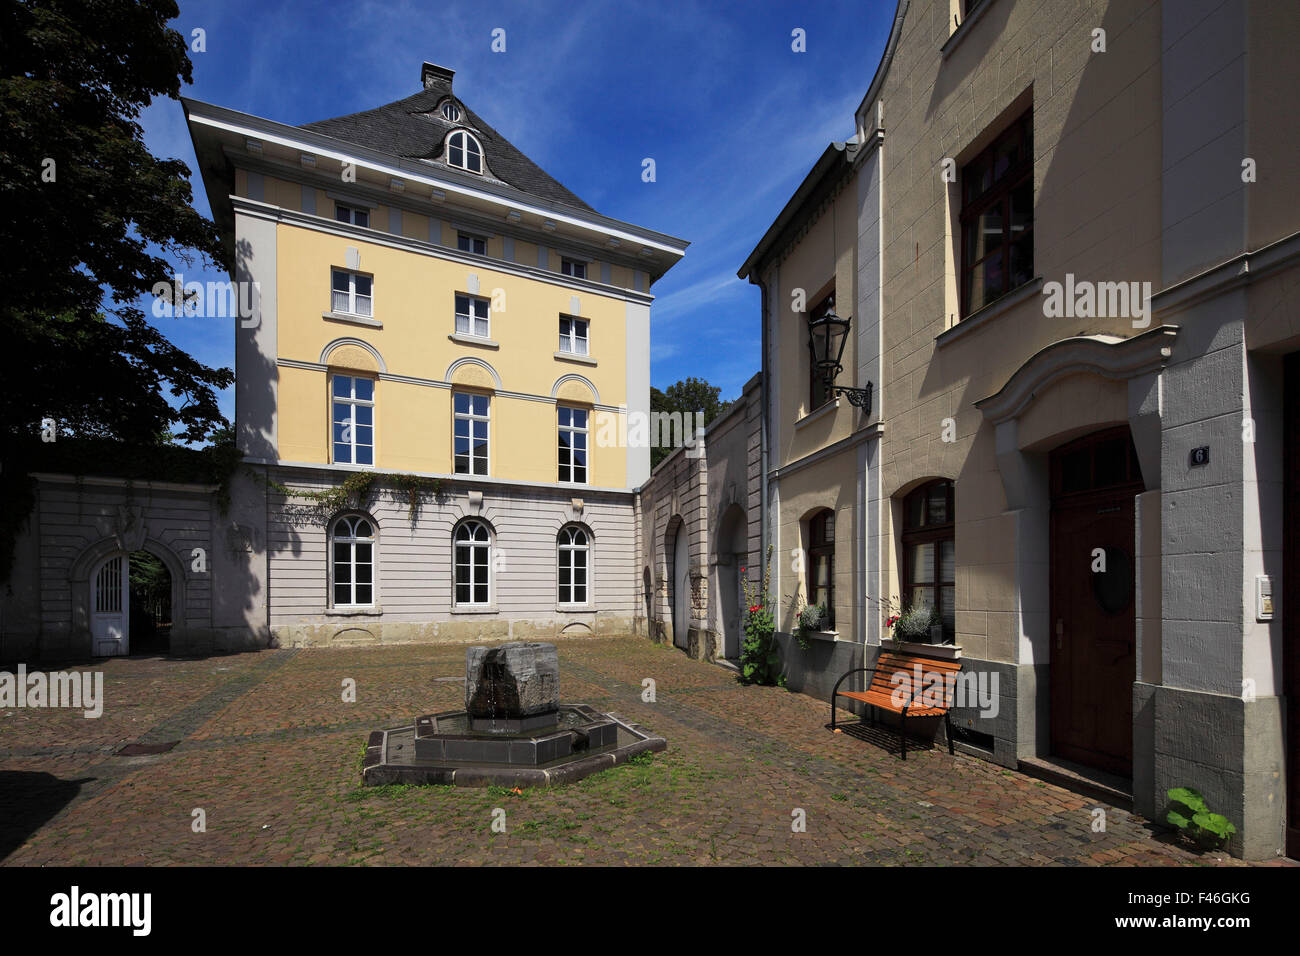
left=143, top=0, right=894, bottom=420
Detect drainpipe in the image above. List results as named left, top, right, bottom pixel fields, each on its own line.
left=757, top=272, right=770, bottom=593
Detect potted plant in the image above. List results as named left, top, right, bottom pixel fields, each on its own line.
left=892, top=603, right=938, bottom=645
left=794, top=601, right=826, bottom=650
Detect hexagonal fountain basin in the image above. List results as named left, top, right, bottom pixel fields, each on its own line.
left=361, top=642, right=665, bottom=788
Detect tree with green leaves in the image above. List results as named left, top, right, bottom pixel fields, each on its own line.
left=0, top=0, right=234, bottom=581
left=650, top=376, right=731, bottom=469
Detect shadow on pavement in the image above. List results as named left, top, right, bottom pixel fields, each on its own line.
left=0, top=770, right=92, bottom=862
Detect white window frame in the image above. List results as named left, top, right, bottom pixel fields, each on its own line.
left=558, top=405, right=589, bottom=484
left=446, top=130, right=483, bottom=174
left=561, top=257, right=587, bottom=279
left=334, top=202, right=370, bottom=228
left=331, top=269, right=373, bottom=317
left=454, top=519, right=492, bottom=607
left=331, top=374, right=375, bottom=466
left=441, top=101, right=461, bottom=122
left=454, top=292, right=491, bottom=338
left=557, top=525, right=591, bottom=606
left=330, top=514, right=376, bottom=608
left=453, top=391, right=490, bottom=476
left=558, top=316, right=589, bottom=355
left=457, top=232, right=488, bottom=256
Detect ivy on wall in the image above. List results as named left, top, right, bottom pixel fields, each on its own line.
left=259, top=469, right=444, bottom=521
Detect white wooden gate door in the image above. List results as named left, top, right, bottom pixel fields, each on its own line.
left=91, top=554, right=129, bottom=657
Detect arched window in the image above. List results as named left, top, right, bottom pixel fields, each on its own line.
left=446, top=130, right=483, bottom=174
left=901, top=479, right=955, bottom=643
left=806, top=509, right=835, bottom=629
left=558, top=525, right=590, bottom=605
left=454, top=520, right=491, bottom=606
left=441, top=101, right=461, bottom=122
left=331, top=515, right=375, bottom=607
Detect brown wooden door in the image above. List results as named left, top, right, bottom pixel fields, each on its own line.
left=1050, top=429, right=1143, bottom=777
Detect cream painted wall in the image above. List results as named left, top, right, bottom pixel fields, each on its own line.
left=863, top=0, right=1164, bottom=665
left=773, top=182, right=862, bottom=471
left=771, top=448, right=858, bottom=638
left=1246, top=1, right=1300, bottom=251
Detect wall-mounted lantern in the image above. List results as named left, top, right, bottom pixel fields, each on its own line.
left=807, top=307, right=873, bottom=411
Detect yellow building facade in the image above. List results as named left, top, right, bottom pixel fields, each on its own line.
left=185, top=61, right=686, bottom=646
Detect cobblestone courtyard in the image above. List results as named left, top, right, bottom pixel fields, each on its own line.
left=0, top=636, right=1258, bottom=866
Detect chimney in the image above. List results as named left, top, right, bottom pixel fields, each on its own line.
left=421, top=62, right=455, bottom=90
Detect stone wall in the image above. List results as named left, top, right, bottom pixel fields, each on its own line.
left=0, top=473, right=237, bottom=660
left=636, top=374, right=763, bottom=661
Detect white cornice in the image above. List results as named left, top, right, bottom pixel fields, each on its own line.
left=250, top=459, right=638, bottom=496
left=188, top=104, right=688, bottom=257
left=277, top=358, right=624, bottom=413
left=768, top=422, right=884, bottom=482
left=234, top=147, right=658, bottom=273
left=1151, top=228, right=1300, bottom=320
left=31, top=473, right=220, bottom=494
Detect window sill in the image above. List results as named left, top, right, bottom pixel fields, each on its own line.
left=557, top=605, right=595, bottom=614
left=941, top=0, right=997, bottom=58
left=803, top=629, right=847, bottom=644
left=326, top=606, right=382, bottom=617
left=448, top=333, right=499, bottom=349
left=554, top=351, right=597, bottom=366
left=323, top=311, right=382, bottom=328
left=451, top=605, right=498, bottom=615
left=935, top=276, right=1042, bottom=348
left=795, top=397, right=840, bottom=429
left=882, top=638, right=963, bottom=660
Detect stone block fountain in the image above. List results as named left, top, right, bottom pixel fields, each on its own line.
left=362, top=641, right=665, bottom=788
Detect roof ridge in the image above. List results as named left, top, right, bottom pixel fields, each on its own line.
left=300, top=88, right=443, bottom=131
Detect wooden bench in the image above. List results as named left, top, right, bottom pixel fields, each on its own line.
left=830, top=652, right=963, bottom=759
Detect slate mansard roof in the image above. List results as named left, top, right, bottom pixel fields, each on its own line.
left=300, top=65, right=595, bottom=213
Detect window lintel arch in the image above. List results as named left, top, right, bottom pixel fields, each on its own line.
left=321, top=337, right=386, bottom=372
left=445, top=356, right=502, bottom=390
left=551, top=373, right=600, bottom=404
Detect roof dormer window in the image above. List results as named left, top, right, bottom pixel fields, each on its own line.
left=446, top=130, right=483, bottom=174
left=441, top=101, right=461, bottom=122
